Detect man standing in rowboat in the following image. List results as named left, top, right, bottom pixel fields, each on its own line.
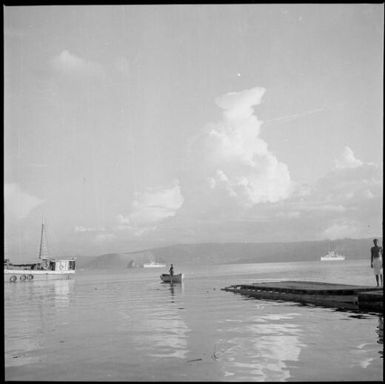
left=370, top=238, right=383, bottom=287
left=169, top=264, right=174, bottom=284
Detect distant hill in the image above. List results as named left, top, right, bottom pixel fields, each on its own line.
left=78, top=238, right=380, bottom=270
left=79, top=249, right=164, bottom=270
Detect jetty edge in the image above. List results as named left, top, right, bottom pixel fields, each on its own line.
left=222, top=281, right=383, bottom=312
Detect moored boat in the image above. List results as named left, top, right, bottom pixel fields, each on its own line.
left=160, top=273, right=183, bottom=283
left=4, top=219, right=76, bottom=283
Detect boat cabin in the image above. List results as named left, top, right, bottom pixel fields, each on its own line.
left=48, top=259, right=76, bottom=271
left=39, top=259, right=75, bottom=271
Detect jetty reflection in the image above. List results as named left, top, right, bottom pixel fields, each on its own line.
left=377, top=316, right=383, bottom=358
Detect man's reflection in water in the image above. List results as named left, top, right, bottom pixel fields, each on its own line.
left=376, top=316, right=383, bottom=358
left=170, top=283, right=175, bottom=303
left=168, top=282, right=183, bottom=304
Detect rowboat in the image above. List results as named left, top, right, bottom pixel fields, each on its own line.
left=4, top=219, right=76, bottom=283
left=160, top=273, right=183, bottom=283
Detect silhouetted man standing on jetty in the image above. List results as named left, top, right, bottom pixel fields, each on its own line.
left=370, top=239, right=383, bottom=287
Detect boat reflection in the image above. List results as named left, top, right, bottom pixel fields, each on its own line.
left=169, top=281, right=183, bottom=303
left=51, top=279, right=73, bottom=308
left=5, top=279, right=73, bottom=370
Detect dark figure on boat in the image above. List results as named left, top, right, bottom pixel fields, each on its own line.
left=169, top=264, right=174, bottom=277
left=371, top=238, right=383, bottom=287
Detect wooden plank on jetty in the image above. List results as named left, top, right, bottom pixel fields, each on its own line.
left=222, top=281, right=383, bottom=312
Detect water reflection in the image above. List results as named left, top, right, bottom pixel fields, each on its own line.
left=377, top=316, right=383, bottom=358
left=349, top=315, right=383, bottom=369
left=51, top=279, right=73, bottom=308
left=217, top=312, right=305, bottom=381
left=5, top=336, right=42, bottom=367
left=168, top=282, right=183, bottom=303
left=6, top=264, right=383, bottom=381
left=131, top=282, right=189, bottom=360
left=4, top=279, right=73, bottom=369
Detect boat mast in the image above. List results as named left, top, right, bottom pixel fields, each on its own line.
left=38, top=217, right=45, bottom=260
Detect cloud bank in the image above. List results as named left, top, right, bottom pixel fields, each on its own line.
left=277, top=147, right=382, bottom=240
left=117, top=180, right=184, bottom=236
left=52, top=86, right=382, bottom=246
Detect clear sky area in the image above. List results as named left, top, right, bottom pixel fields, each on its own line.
left=4, top=4, right=383, bottom=259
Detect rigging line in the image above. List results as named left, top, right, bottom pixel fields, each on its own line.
left=263, top=107, right=326, bottom=125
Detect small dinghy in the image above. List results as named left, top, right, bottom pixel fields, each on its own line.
left=160, top=273, right=183, bottom=283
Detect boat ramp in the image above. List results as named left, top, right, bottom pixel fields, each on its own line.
left=222, top=281, right=383, bottom=313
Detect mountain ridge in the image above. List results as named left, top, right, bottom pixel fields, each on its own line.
left=78, top=237, right=380, bottom=269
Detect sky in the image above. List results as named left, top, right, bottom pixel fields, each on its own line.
left=4, top=4, right=383, bottom=260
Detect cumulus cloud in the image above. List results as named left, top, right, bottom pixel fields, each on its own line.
left=185, top=86, right=293, bottom=210
left=335, top=146, right=363, bottom=169
left=215, top=87, right=266, bottom=120
left=116, top=180, right=184, bottom=236
left=51, top=50, right=104, bottom=77
left=4, top=183, right=43, bottom=219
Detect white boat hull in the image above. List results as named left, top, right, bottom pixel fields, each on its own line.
left=4, top=269, right=75, bottom=283
left=321, top=250, right=345, bottom=261
left=160, top=273, right=183, bottom=283
left=143, top=264, right=166, bottom=268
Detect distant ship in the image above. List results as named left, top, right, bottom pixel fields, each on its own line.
left=320, top=250, right=346, bottom=261
left=143, top=261, right=166, bottom=268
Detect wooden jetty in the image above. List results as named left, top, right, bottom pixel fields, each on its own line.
left=222, top=281, right=383, bottom=312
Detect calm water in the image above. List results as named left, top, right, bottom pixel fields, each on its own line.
left=4, top=259, right=383, bottom=381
